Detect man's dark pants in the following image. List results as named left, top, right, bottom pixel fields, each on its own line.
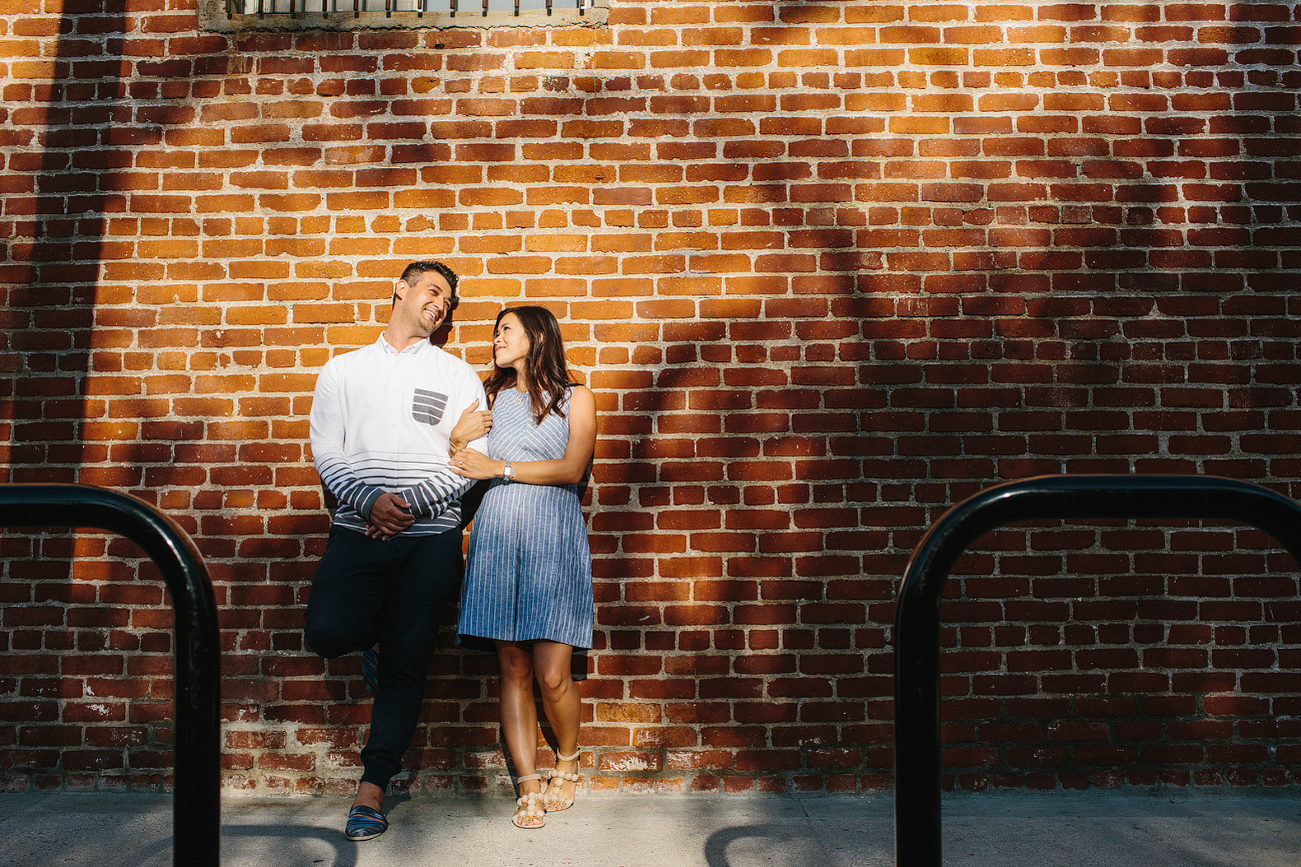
left=303, top=525, right=462, bottom=790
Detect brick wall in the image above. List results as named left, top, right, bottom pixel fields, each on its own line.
left=2, top=0, right=1300, bottom=796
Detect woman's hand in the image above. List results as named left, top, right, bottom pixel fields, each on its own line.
left=448, top=447, right=503, bottom=481
left=449, top=399, right=492, bottom=454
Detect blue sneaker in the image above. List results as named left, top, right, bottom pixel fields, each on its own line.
left=360, top=647, right=380, bottom=693
left=345, top=804, right=387, bottom=841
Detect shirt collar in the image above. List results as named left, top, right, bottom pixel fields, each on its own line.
left=377, top=335, right=432, bottom=357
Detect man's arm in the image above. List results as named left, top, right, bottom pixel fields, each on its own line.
left=398, top=371, right=489, bottom=520
left=397, top=470, right=475, bottom=521
left=309, top=361, right=390, bottom=523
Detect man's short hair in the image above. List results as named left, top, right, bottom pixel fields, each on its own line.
left=397, top=260, right=459, bottom=310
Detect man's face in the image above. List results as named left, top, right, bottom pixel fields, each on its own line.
left=395, top=270, right=454, bottom=337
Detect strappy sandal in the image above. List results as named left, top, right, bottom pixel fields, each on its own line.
left=344, top=804, right=388, bottom=841
left=512, top=773, right=545, bottom=829
left=543, top=748, right=581, bottom=813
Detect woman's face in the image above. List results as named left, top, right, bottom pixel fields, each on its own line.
left=493, top=312, right=531, bottom=371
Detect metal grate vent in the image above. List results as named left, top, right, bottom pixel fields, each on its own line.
left=203, top=0, right=606, bottom=30
left=230, top=0, right=589, bottom=15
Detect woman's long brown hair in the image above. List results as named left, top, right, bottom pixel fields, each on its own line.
left=483, top=305, right=575, bottom=423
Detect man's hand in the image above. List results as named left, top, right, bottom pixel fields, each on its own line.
left=366, top=492, right=414, bottom=540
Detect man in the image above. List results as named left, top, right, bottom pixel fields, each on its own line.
left=304, top=260, right=487, bottom=841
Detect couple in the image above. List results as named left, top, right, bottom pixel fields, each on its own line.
left=303, top=261, right=597, bottom=839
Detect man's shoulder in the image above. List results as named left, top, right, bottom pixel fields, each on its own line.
left=421, top=342, right=479, bottom=377
left=320, top=340, right=380, bottom=373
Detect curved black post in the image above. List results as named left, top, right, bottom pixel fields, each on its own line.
left=0, top=484, right=220, bottom=867
left=893, top=475, right=1301, bottom=867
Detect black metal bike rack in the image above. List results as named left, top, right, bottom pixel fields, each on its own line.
left=0, top=484, right=220, bottom=867
left=893, top=474, right=1301, bottom=867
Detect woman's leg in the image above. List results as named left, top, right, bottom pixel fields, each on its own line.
left=496, top=641, right=544, bottom=827
left=533, top=640, right=581, bottom=810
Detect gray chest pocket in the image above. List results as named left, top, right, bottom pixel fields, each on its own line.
left=412, top=389, right=448, bottom=425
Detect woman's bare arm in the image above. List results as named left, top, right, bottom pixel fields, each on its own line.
left=449, top=386, right=596, bottom=486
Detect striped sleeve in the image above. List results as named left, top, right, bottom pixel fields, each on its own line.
left=399, top=469, right=475, bottom=521
left=309, top=361, right=385, bottom=522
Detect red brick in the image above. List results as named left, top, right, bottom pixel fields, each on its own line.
left=2, top=5, right=1299, bottom=797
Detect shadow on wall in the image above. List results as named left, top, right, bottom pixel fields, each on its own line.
left=0, top=0, right=257, bottom=787
left=0, top=0, right=162, bottom=785
left=550, top=22, right=893, bottom=781
left=931, top=44, right=1301, bottom=779
left=8, top=0, right=1297, bottom=795
left=2, top=0, right=120, bottom=488
left=409, top=8, right=893, bottom=790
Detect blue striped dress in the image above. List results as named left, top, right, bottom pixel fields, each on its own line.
left=457, top=386, right=593, bottom=650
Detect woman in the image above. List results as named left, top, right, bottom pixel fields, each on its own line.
left=447, top=305, right=597, bottom=830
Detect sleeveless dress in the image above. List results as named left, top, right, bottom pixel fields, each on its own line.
left=457, top=386, right=593, bottom=650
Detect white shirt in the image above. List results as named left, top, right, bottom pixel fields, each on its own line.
left=309, top=335, right=488, bottom=536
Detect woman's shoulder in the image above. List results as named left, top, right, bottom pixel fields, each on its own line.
left=565, top=384, right=595, bottom=418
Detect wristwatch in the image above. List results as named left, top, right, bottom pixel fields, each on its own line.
left=503, top=462, right=514, bottom=482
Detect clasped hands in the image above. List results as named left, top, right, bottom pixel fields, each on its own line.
left=365, top=491, right=413, bottom=541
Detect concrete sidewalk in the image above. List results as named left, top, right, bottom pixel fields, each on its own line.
left=3, top=790, right=1299, bottom=866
